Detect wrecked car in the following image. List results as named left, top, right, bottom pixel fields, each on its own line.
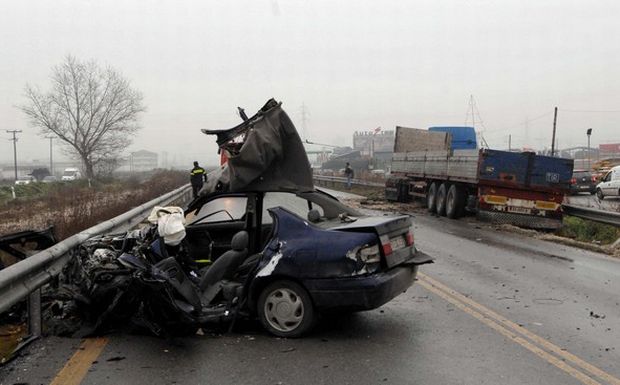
left=59, top=99, right=432, bottom=337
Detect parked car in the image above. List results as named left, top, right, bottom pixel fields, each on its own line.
left=569, top=170, right=597, bottom=195
left=61, top=167, right=81, bottom=181
left=596, top=165, right=620, bottom=199
left=14, top=176, right=34, bottom=185
left=42, top=175, right=58, bottom=183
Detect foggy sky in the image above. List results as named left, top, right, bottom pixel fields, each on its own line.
left=1, top=0, right=620, bottom=167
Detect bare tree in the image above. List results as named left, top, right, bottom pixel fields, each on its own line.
left=21, top=56, right=145, bottom=179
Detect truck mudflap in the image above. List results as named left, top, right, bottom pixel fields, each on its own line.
left=477, top=210, right=562, bottom=229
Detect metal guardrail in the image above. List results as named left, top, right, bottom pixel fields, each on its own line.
left=0, top=183, right=192, bottom=337
left=313, top=175, right=385, bottom=188
left=562, top=204, right=620, bottom=227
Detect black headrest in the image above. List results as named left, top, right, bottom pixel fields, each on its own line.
left=231, top=231, right=249, bottom=251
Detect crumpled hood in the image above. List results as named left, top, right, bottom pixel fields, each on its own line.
left=201, top=99, right=314, bottom=194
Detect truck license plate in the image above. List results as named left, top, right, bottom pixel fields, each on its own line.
left=507, top=206, right=531, bottom=215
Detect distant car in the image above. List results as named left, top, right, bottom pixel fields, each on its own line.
left=14, top=176, right=34, bottom=185
left=596, top=166, right=620, bottom=199
left=569, top=170, right=597, bottom=195
left=42, top=175, right=58, bottom=183
left=61, top=167, right=81, bottom=181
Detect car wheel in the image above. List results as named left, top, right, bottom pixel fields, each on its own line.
left=426, top=182, right=437, bottom=213
left=596, top=188, right=604, bottom=200
left=436, top=183, right=448, bottom=216
left=446, top=184, right=465, bottom=219
left=258, top=280, right=316, bottom=338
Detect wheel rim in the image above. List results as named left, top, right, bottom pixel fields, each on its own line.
left=446, top=190, right=454, bottom=213
left=263, top=288, right=304, bottom=333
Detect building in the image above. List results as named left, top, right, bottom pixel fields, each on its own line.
left=129, top=150, right=158, bottom=172
left=353, top=130, right=395, bottom=156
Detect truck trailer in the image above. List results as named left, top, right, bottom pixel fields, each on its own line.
left=386, top=126, right=574, bottom=229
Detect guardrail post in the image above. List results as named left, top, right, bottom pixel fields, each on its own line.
left=28, top=289, right=42, bottom=337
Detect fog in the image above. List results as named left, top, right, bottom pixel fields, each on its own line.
left=1, top=0, right=620, bottom=167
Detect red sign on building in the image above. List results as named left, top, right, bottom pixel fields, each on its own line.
left=599, top=143, right=620, bottom=153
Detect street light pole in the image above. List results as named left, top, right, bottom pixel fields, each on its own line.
left=6, top=130, right=22, bottom=181
left=586, top=128, right=592, bottom=171
left=46, top=136, right=54, bottom=175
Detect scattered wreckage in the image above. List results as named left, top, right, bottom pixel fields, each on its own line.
left=5, top=99, right=433, bottom=338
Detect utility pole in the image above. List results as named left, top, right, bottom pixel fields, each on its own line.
left=508, top=134, right=511, bottom=151
left=587, top=128, right=592, bottom=171
left=300, top=103, right=309, bottom=140
left=551, top=107, right=558, bottom=156
left=46, top=136, right=54, bottom=175
left=6, top=130, right=22, bottom=181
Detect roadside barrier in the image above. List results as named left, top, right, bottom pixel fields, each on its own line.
left=0, top=184, right=193, bottom=338
left=562, top=204, right=620, bottom=227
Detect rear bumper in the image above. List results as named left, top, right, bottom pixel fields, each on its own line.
left=304, top=253, right=431, bottom=311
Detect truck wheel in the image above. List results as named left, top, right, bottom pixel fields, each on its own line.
left=446, top=184, right=465, bottom=219
left=258, top=280, right=316, bottom=338
left=436, top=183, right=448, bottom=216
left=427, top=182, right=437, bottom=213
left=596, top=188, right=604, bottom=200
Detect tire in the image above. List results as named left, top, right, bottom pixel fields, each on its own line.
left=427, top=182, right=437, bottom=213
left=436, top=183, right=448, bottom=216
left=446, top=184, right=465, bottom=219
left=258, top=280, right=316, bottom=338
left=596, top=188, right=604, bottom=200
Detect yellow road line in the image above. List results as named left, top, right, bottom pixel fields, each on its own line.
left=50, top=337, right=108, bottom=385
left=418, top=279, right=604, bottom=385
left=419, top=273, right=620, bottom=385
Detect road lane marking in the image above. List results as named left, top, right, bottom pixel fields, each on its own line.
left=419, top=273, right=620, bottom=385
left=417, top=278, right=603, bottom=385
left=49, top=337, right=108, bottom=385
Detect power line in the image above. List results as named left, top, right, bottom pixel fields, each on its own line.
left=559, top=109, right=620, bottom=113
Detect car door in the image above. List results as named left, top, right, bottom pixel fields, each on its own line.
left=611, top=170, right=620, bottom=196
left=599, top=172, right=612, bottom=195
left=185, top=194, right=252, bottom=261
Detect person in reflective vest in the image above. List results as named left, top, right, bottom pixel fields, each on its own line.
left=190, top=161, right=207, bottom=198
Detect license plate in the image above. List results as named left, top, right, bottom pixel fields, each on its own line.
left=507, top=206, right=532, bottom=215
left=390, top=235, right=406, bottom=251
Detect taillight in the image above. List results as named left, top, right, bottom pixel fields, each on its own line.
left=406, top=226, right=414, bottom=246
left=591, top=176, right=597, bottom=182
left=359, top=244, right=381, bottom=263
left=379, top=234, right=392, bottom=256
left=570, top=178, right=576, bottom=184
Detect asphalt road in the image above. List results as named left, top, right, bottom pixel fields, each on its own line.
left=1, top=190, right=619, bottom=385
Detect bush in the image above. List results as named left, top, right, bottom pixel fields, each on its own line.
left=0, top=171, right=187, bottom=240
left=557, top=216, right=620, bottom=245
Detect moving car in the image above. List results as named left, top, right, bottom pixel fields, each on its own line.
left=596, top=165, right=620, bottom=199
left=62, top=99, right=433, bottom=338
left=569, top=170, right=597, bottom=195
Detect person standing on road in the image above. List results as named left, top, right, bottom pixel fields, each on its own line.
left=344, top=162, right=354, bottom=189
left=190, top=161, right=207, bottom=198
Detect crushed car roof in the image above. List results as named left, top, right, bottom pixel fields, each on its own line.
left=201, top=98, right=314, bottom=195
